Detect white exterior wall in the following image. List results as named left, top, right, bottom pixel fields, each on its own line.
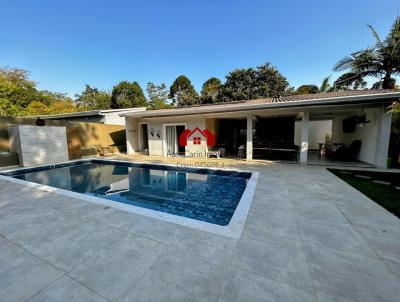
left=145, top=117, right=207, bottom=157
left=294, top=120, right=332, bottom=150
left=147, top=122, right=163, bottom=156
left=125, top=117, right=140, bottom=154
left=332, top=108, right=379, bottom=165
left=103, top=112, right=126, bottom=125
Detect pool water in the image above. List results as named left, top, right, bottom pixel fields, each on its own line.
left=4, top=160, right=250, bottom=226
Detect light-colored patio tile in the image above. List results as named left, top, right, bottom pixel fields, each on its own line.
left=219, top=266, right=317, bottom=302
left=383, top=259, right=400, bottom=279
left=33, top=220, right=126, bottom=272
left=337, top=204, right=400, bottom=233
left=26, top=275, right=108, bottom=302
left=130, top=215, right=238, bottom=262
left=230, top=235, right=314, bottom=292
left=127, top=216, right=208, bottom=245
left=69, top=234, right=166, bottom=301
left=243, top=210, right=299, bottom=240
left=41, top=194, right=110, bottom=219
left=89, top=207, right=147, bottom=232
left=0, top=242, right=62, bottom=302
left=291, top=200, right=349, bottom=225
left=1, top=162, right=400, bottom=301
left=356, top=227, right=400, bottom=264
left=174, top=231, right=238, bottom=264
left=0, top=206, right=66, bottom=238
left=303, top=243, right=400, bottom=302
left=296, top=218, right=376, bottom=258
left=0, top=209, right=82, bottom=253
left=120, top=247, right=229, bottom=302
left=0, top=235, right=8, bottom=246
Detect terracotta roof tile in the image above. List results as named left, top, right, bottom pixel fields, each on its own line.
left=120, top=89, right=400, bottom=117
left=147, top=90, right=397, bottom=113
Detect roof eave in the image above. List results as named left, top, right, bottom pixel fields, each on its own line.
left=122, top=92, right=400, bottom=119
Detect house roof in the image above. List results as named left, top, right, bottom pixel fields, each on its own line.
left=121, top=90, right=400, bottom=118
left=37, top=107, right=146, bottom=119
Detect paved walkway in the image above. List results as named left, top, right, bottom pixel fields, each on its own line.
left=0, top=162, right=399, bottom=302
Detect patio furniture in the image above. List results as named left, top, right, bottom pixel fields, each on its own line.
left=326, top=140, right=361, bottom=161
left=208, top=147, right=220, bottom=158
left=253, top=141, right=298, bottom=161
left=238, top=145, right=245, bottom=158
left=318, top=143, right=327, bottom=158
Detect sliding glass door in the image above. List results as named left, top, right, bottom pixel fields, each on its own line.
left=165, top=124, right=186, bottom=156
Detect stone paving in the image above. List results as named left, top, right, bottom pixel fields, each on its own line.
left=0, top=162, right=399, bottom=301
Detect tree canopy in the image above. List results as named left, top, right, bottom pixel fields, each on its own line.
left=146, top=82, right=171, bottom=110
left=200, top=77, right=222, bottom=104
left=295, top=85, right=319, bottom=95
left=220, top=63, right=289, bottom=101
left=111, top=81, right=147, bottom=109
left=169, top=75, right=198, bottom=106
left=294, top=76, right=332, bottom=94
left=333, top=72, right=367, bottom=90
left=0, top=67, right=76, bottom=116
left=75, top=85, right=111, bottom=110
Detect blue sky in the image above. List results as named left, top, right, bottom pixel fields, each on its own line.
left=0, top=0, right=398, bottom=97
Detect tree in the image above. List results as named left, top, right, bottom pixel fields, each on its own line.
left=255, top=63, right=289, bottom=97
left=220, top=63, right=289, bottom=101
left=319, top=76, right=331, bottom=92
left=294, top=76, right=332, bottom=95
left=146, top=82, right=171, bottom=109
left=0, top=66, right=78, bottom=116
left=200, top=77, right=221, bottom=104
left=333, top=17, right=400, bottom=89
left=220, top=68, right=256, bottom=101
left=23, top=99, right=77, bottom=116
left=0, top=67, right=42, bottom=111
left=75, top=85, right=111, bottom=109
left=111, top=81, right=147, bottom=109
left=295, top=85, right=319, bottom=95
left=333, top=72, right=367, bottom=90
left=169, top=75, right=198, bottom=106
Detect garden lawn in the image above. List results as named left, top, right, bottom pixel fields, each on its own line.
left=328, top=169, right=400, bottom=218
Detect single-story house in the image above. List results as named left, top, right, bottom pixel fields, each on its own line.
left=38, top=107, right=146, bottom=125
left=121, top=90, right=400, bottom=168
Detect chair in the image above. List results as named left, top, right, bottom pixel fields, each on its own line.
left=238, top=145, right=245, bottom=159
left=346, top=140, right=362, bottom=161
left=326, top=140, right=361, bottom=161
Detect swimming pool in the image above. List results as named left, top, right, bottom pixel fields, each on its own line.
left=0, top=159, right=255, bottom=229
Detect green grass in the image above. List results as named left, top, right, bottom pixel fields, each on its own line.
left=328, top=169, right=400, bottom=218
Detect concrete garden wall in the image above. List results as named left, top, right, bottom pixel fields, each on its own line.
left=0, top=117, right=126, bottom=155
left=8, top=125, right=69, bottom=167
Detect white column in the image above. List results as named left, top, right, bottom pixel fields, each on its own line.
left=300, top=112, right=309, bottom=164
left=246, top=115, right=253, bottom=160
left=375, top=105, right=392, bottom=169
left=125, top=117, right=139, bottom=155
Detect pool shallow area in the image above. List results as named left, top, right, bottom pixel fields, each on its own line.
left=1, top=159, right=253, bottom=227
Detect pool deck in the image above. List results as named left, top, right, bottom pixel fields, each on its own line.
left=0, top=159, right=400, bottom=301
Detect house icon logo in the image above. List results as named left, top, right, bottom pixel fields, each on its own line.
left=179, top=127, right=215, bottom=147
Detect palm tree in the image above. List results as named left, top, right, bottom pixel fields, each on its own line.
left=333, top=17, right=400, bottom=89
left=319, top=76, right=331, bottom=92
